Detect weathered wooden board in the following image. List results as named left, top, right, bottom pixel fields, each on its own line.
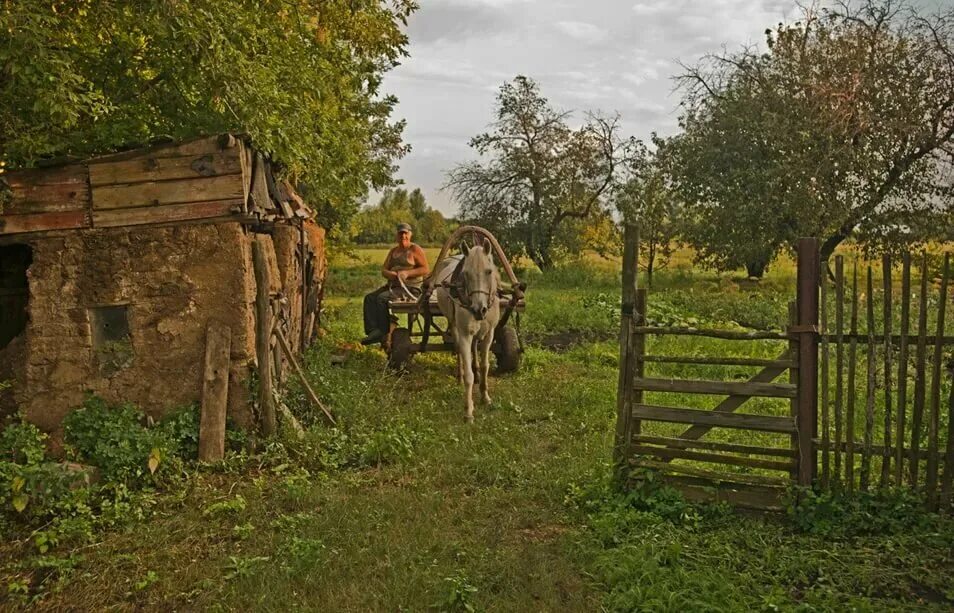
left=91, top=174, right=245, bottom=210
left=663, top=476, right=785, bottom=511
left=642, top=355, right=797, bottom=368
left=632, top=403, right=796, bottom=433
left=87, top=134, right=238, bottom=164
left=633, top=377, right=797, bottom=398
left=629, top=443, right=795, bottom=471
left=0, top=210, right=88, bottom=234
left=3, top=165, right=90, bottom=214
left=198, top=323, right=231, bottom=462
left=630, top=434, right=797, bottom=458
left=629, top=457, right=791, bottom=487
left=91, top=199, right=242, bottom=228
left=88, top=151, right=242, bottom=187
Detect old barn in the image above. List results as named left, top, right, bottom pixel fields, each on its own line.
left=0, top=134, right=326, bottom=438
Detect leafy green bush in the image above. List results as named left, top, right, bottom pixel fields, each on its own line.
left=786, top=487, right=934, bottom=537
left=157, top=406, right=200, bottom=461
left=63, top=397, right=171, bottom=485
left=0, top=421, right=47, bottom=464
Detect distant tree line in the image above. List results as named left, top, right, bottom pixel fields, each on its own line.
left=351, top=188, right=457, bottom=245
left=448, top=0, right=954, bottom=279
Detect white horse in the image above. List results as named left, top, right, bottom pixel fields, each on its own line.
left=434, top=239, right=501, bottom=422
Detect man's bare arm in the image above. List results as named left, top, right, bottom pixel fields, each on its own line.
left=381, top=249, right=397, bottom=280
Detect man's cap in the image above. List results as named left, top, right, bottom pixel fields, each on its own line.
left=396, top=223, right=412, bottom=233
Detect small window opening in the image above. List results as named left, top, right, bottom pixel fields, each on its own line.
left=89, top=305, right=131, bottom=348
left=0, top=244, right=32, bottom=349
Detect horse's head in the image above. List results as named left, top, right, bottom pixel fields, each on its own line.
left=460, top=238, right=498, bottom=321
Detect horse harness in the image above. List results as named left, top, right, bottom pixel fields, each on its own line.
left=434, top=256, right=498, bottom=318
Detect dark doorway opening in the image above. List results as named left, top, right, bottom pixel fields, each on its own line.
left=0, top=244, right=32, bottom=349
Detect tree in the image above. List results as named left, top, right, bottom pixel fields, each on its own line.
left=668, top=0, right=954, bottom=274
left=352, top=186, right=453, bottom=244
left=0, top=0, right=415, bottom=228
left=615, top=144, right=680, bottom=286
left=446, top=76, right=636, bottom=270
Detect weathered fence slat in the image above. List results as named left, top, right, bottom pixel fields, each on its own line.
left=881, top=254, right=893, bottom=487
left=629, top=457, right=792, bottom=487
left=630, top=326, right=789, bottom=340
left=846, top=262, right=859, bottom=492
left=629, top=444, right=795, bottom=472
left=834, top=256, right=845, bottom=488
left=614, top=225, right=639, bottom=462
left=662, top=476, right=785, bottom=511
left=911, top=253, right=930, bottom=487
left=630, top=434, right=796, bottom=458
left=926, top=253, right=949, bottom=510
left=861, top=266, right=876, bottom=491
left=941, top=368, right=954, bottom=512
left=632, top=404, right=796, bottom=433
left=821, top=267, right=831, bottom=488
left=641, top=355, right=796, bottom=368
left=252, top=238, right=276, bottom=437
left=796, top=238, right=820, bottom=488
left=632, top=377, right=796, bottom=398
left=896, top=253, right=911, bottom=485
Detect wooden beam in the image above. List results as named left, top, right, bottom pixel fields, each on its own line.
left=91, top=199, right=242, bottom=228
left=631, top=326, right=789, bottom=340
left=632, top=377, right=796, bottom=398
left=88, top=151, right=242, bottom=186
left=274, top=327, right=336, bottom=426
left=198, top=322, right=231, bottom=462
left=91, top=174, right=244, bottom=210
left=630, top=434, right=796, bottom=458
left=0, top=210, right=88, bottom=234
left=642, top=355, right=797, bottom=368
left=629, top=457, right=791, bottom=487
left=253, top=238, right=276, bottom=437
left=629, top=444, right=795, bottom=472
left=632, top=403, right=796, bottom=434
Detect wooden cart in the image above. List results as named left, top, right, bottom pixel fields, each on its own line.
left=384, top=226, right=526, bottom=371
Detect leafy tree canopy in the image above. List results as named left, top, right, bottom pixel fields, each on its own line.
left=447, top=76, right=637, bottom=270
left=0, top=0, right=416, bottom=230
left=667, top=0, right=954, bottom=275
left=351, top=187, right=455, bottom=244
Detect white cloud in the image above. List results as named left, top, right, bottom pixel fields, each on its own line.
left=554, top=20, right=609, bottom=43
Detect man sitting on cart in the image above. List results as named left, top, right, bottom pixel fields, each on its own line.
left=361, top=222, right=430, bottom=345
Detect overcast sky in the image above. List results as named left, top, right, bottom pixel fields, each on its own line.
left=381, top=0, right=947, bottom=215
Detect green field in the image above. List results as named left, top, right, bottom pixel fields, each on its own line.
left=3, top=247, right=954, bottom=611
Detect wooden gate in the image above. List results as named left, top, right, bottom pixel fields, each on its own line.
left=613, top=227, right=818, bottom=511
left=615, top=226, right=954, bottom=512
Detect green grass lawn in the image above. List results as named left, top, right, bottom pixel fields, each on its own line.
left=3, top=248, right=953, bottom=611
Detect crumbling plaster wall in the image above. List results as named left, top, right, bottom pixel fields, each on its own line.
left=17, top=222, right=257, bottom=433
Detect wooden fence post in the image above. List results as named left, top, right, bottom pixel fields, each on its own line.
left=253, top=237, right=276, bottom=437
left=796, top=238, right=820, bottom=488
left=614, top=225, right=639, bottom=466
left=198, top=322, right=231, bottom=462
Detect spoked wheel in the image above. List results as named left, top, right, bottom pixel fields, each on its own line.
left=387, top=327, right=413, bottom=372
left=493, top=325, right=522, bottom=373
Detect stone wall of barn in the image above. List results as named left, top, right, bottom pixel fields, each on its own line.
left=8, top=222, right=258, bottom=434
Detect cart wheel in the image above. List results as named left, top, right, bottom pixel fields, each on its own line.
left=388, top=327, right=413, bottom=372
left=493, top=325, right=522, bottom=373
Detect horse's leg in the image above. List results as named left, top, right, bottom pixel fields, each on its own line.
left=476, top=330, right=493, bottom=406
left=459, top=330, right=476, bottom=422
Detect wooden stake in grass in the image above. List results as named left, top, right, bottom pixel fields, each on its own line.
left=821, top=263, right=831, bottom=488
left=926, top=253, right=949, bottom=510
left=881, top=254, right=892, bottom=488
left=861, top=266, right=875, bottom=491
left=896, top=252, right=911, bottom=485
left=834, top=255, right=845, bottom=489
left=846, top=260, right=859, bottom=493
left=911, top=252, right=929, bottom=487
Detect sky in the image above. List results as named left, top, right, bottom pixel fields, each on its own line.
left=380, top=0, right=948, bottom=215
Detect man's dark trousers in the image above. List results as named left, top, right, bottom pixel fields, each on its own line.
left=363, top=285, right=392, bottom=336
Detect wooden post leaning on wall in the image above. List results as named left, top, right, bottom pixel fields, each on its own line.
left=253, top=237, right=277, bottom=437
left=614, top=224, right=640, bottom=466
left=199, top=322, right=231, bottom=462
left=300, top=219, right=309, bottom=351
left=795, top=238, right=820, bottom=488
